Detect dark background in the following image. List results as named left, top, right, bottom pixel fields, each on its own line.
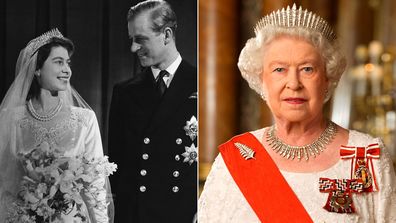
left=0, top=0, right=197, bottom=153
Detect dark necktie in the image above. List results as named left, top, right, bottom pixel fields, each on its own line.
left=156, top=70, right=168, bottom=97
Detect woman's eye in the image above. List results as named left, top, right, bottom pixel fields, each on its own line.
left=56, top=61, right=63, bottom=65
left=273, top=68, right=284, bottom=72
left=302, top=67, right=313, bottom=73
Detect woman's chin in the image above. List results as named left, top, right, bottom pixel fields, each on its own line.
left=46, top=87, right=67, bottom=96
left=54, top=85, right=68, bottom=92
left=277, top=112, right=314, bottom=123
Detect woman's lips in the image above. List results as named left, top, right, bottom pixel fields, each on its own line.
left=58, top=76, right=70, bottom=81
left=284, top=98, right=307, bottom=104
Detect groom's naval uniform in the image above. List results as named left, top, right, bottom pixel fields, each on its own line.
left=109, top=56, right=197, bottom=223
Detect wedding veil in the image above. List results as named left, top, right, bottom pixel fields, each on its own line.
left=0, top=28, right=114, bottom=222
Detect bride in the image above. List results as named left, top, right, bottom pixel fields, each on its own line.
left=0, top=29, right=114, bottom=222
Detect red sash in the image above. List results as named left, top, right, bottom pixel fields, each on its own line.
left=219, top=132, right=313, bottom=223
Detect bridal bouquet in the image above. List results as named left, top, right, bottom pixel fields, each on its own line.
left=6, top=142, right=117, bottom=223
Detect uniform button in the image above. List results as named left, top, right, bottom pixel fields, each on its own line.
left=143, top=137, right=150, bottom=144
left=176, top=138, right=182, bottom=144
left=173, top=171, right=180, bottom=177
left=140, top=169, right=147, bottom=176
left=139, top=186, right=146, bottom=192
left=142, top=153, right=149, bottom=160
left=175, top=155, right=180, bottom=161
left=172, top=186, right=179, bottom=193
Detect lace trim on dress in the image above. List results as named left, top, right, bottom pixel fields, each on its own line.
left=19, top=108, right=90, bottom=147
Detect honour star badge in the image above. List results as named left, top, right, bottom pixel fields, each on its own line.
left=184, top=116, right=197, bottom=141
left=182, top=143, right=198, bottom=165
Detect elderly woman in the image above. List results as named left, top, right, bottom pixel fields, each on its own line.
left=198, top=5, right=396, bottom=223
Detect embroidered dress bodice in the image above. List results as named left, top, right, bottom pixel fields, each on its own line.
left=198, top=129, right=396, bottom=223
left=17, top=106, right=90, bottom=157
left=0, top=105, right=109, bottom=223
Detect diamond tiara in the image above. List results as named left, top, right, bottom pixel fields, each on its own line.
left=25, top=28, right=65, bottom=58
left=255, top=4, right=336, bottom=42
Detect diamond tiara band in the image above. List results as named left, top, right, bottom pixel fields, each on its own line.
left=255, top=4, right=336, bottom=42
left=26, top=28, right=65, bottom=58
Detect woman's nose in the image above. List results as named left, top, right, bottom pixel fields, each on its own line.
left=63, top=64, right=71, bottom=75
left=286, top=69, right=302, bottom=90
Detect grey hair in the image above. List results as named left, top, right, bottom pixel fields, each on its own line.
left=237, top=26, right=347, bottom=102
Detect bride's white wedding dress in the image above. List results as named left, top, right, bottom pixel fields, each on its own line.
left=0, top=105, right=110, bottom=223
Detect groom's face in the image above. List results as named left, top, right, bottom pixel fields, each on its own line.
left=128, top=11, right=167, bottom=68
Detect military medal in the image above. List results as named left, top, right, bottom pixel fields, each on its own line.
left=340, top=143, right=380, bottom=192
left=181, top=143, right=197, bottom=165
left=179, top=117, right=198, bottom=166
left=184, top=116, right=197, bottom=141
left=319, top=178, right=364, bottom=213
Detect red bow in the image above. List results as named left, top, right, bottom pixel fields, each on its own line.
left=340, top=143, right=380, bottom=192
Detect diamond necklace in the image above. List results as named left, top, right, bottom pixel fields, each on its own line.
left=27, top=98, right=63, bottom=122
left=266, top=121, right=337, bottom=161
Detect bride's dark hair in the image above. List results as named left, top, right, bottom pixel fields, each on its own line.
left=27, top=37, right=74, bottom=100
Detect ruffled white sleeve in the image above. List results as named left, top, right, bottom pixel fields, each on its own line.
left=83, top=110, right=109, bottom=223
left=373, top=139, right=396, bottom=222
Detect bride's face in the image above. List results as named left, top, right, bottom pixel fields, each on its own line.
left=37, top=46, right=72, bottom=92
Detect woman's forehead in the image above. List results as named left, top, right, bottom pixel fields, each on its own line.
left=263, top=37, right=320, bottom=60
left=48, top=46, right=70, bottom=59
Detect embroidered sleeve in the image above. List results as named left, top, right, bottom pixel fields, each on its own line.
left=83, top=110, right=109, bottom=223
left=373, top=138, right=396, bottom=222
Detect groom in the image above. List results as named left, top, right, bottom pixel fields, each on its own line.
left=108, top=0, right=197, bottom=222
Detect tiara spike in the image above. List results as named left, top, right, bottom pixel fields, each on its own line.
left=307, top=11, right=312, bottom=28
left=297, top=6, right=302, bottom=26
left=315, top=16, right=320, bottom=29
left=311, top=14, right=316, bottom=28
left=275, top=10, right=280, bottom=26
left=321, top=19, right=327, bottom=33
left=286, top=5, right=290, bottom=27
left=291, top=4, right=296, bottom=26
left=302, top=9, right=307, bottom=26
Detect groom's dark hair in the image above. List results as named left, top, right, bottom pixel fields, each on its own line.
left=127, top=0, right=177, bottom=39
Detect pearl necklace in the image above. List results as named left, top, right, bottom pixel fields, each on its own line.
left=27, top=98, right=63, bottom=122
left=266, top=121, right=337, bottom=161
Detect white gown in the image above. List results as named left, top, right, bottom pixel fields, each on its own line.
left=0, top=105, right=109, bottom=223
left=198, top=129, right=396, bottom=223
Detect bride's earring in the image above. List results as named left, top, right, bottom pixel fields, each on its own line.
left=34, top=71, right=40, bottom=77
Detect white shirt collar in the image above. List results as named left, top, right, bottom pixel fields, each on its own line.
left=151, top=54, right=182, bottom=78
left=151, top=54, right=182, bottom=87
